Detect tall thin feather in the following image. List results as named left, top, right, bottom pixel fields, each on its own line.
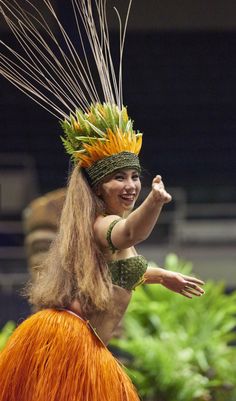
left=0, top=0, right=133, bottom=120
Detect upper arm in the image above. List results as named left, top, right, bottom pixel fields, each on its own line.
left=94, top=215, right=137, bottom=251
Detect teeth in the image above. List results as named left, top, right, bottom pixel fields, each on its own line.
left=121, top=196, right=134, bottom=200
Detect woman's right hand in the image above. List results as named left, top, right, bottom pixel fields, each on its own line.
left=152, top=175, right=172, bottom=204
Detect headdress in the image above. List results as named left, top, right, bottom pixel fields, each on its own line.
left=0, top=0, right=142, bottom=185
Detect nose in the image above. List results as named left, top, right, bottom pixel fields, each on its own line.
left=124, top=178, right=136, bottom=192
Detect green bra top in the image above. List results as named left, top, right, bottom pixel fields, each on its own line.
left=106, top=219, right=148, bottom=290
left=107, top=255, right=148, bottom=290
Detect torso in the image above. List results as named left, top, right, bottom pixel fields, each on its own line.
left=70, top=216, right=146, bottom=315
left=96, top=216, right=147, bottom=290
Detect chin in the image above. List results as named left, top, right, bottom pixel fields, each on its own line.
left=112, top=201, right=135, bottom=216
left=123, top=203, right=135, bottom=213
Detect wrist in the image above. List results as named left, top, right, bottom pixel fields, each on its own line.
left=158, top=268, right=170, bottom=284
left=144, top=266, right=167, bottom=284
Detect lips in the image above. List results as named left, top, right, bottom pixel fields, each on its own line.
left=120, top=194, right=135, bottom=202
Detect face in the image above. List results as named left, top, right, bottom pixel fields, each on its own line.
left=96, top=169, right=141, bottom=216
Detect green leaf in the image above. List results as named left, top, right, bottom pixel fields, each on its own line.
left=0, top=321, right=15, bottom=351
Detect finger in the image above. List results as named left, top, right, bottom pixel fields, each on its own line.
left=158, top=189, right=171, bottom=202
left=182, top=275, right=205, bottom=285
left=153, top=175, right=162, bottom=183
left=184, top=282, right=205, bottom=294
left=180, top=290, right=192, bottom=299
left=165, top=193, right=172, bottom=202
left=158, top=189, right=166, bottom=198
left=184, top=286, right=204, bottom=297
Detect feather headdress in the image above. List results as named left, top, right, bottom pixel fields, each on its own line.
left=0, top=0, right=142, bottom=184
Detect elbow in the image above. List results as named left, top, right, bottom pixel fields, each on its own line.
left=124, top=228, right=149, bottom=247
left=122, top=220, right=151, bottom=247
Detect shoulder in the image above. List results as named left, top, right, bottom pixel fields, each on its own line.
left=94, top=215, right=124, bottom=250
left=94, top=214, right=122, bottom=234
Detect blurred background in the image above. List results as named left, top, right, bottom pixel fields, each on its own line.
left=0, top=0, right=235, bottom=326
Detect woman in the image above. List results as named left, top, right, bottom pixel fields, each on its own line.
left=0, top=152, right=204, bottom=401
left=0, top=3, right=204, bottom=400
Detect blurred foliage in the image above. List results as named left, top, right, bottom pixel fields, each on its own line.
left=0, top=321, right=15, bottom=351
left=112, top=254, right=236, bottom=401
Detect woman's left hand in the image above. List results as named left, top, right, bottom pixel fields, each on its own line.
left=161, top=271, right=205, bottom=298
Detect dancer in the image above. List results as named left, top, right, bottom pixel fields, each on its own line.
left=0, top=2, right=204, bottom=400
left=0, top=135, right=204, bottom=401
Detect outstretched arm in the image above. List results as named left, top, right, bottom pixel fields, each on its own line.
left=121, top=175, right=172, bottom=244
left=144, top=266, right=205, bottom=299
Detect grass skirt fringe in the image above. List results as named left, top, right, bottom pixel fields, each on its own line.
left=0, top=309, right=140, bottom=401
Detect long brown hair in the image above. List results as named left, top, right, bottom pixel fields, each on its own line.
left=28, top=166, right=113, bottom=313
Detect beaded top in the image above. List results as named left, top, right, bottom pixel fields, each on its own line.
left=108, top=255, right=148, bottom=290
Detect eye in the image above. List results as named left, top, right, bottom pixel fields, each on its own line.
left=132, top=174, right=140, bottom=181
left=114, top=174, right=124, bottom=181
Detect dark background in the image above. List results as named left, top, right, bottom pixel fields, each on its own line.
left=1, top=2, right=236, bottom=199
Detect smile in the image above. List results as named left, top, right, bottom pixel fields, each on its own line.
left=120, top=194, right=135, bottom=202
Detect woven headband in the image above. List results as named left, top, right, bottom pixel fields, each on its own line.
left=85, top=151, right=141, bottom=187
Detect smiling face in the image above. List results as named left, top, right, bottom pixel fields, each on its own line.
left=96, top=169, right=141, bottom=216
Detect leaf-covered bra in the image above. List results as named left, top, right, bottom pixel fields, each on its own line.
left=106, top=219, right=148, bottom=290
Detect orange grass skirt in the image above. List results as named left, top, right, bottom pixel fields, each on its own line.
left=0, top=309, right=140, bottom=401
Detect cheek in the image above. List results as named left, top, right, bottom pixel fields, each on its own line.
left=101, top=182, right=119, bottom=199
left=136, top=182, right=141, bottom=195
left=107, top=181, right=122, bottom=192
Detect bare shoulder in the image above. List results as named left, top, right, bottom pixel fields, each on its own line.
left=94, top=214, right=122, bottom=229
left=94, top=214, right=122, bottom=248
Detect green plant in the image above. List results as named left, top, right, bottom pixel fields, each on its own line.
left=112, top=254, right=236, bottom=401
left=0, top=321, right=15, bottom=351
